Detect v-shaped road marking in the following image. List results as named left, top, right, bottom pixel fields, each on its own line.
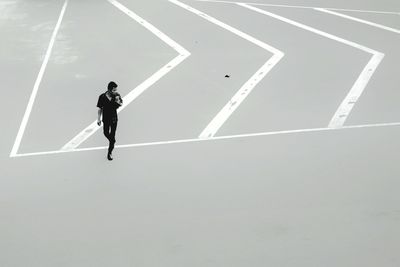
left=60, top=0, right=191, bottom=152
left=10, top=0, right=70, bottom=157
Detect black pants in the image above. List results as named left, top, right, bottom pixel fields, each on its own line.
left=103, top=120, right=117, bottom=154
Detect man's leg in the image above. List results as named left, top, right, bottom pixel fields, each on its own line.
left=103, top=121, right=114, bottom=160
left=108, top=121, right=117, bottom=155
left=103, top=121, right=111, bottom=141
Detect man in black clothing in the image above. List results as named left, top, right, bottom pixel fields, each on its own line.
left=97, top=81, right=123, bottom=160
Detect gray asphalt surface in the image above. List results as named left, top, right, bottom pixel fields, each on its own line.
left=1, top=0, right=399, bottom=266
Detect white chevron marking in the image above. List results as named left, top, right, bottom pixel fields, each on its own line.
left=60, top=0, right=191, bottom=152
left=168, top=0, right=284, bottom=138
left=10, top=0, right=69, bottom=157
left=237, top=3, right=385, bottom=128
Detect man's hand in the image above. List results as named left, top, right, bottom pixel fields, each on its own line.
left=116, top=97, right=122, bottom=105
left=97, top=120, right=101, bottom=126
left=114, top=95, right=123, bottom=106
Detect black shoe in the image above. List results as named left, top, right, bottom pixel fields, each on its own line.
left=107, top=153, right=113, bottom=161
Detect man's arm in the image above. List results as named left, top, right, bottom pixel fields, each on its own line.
left=96, top=95, right=104, bottom=126
left=97, top=108, right=102, bottom=126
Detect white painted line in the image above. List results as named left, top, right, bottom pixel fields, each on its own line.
left=198, top=55, right=282, bottom=138
left=168, top=0, right=284, bottom=138
left=196, top=0, right=316, bottom=9
left=196, top=0, right=400, bottom=15
left=9, top=0, right=69, bottom=157
left=316, top=8, right=400, bottom=34
left=170, top=0, right=282, bottom=53
left=328, top=53, right=384, bottom=128
left=238, top=3, right=379, bottom=53
left=325, top=8, right=400, bottom=15
left=60, top=0, right=190, bottom=152
left=108, top=0, right=191, bottom=54
left=12, top=121, right=400, bottom=158
left=237, top=3, right=384, bottom=128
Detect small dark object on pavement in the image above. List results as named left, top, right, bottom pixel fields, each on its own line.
left=225, top=74, right=230, bottom=78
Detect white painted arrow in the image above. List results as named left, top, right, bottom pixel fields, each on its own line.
left=60, top=0, right=191, bottom=151
left=237, top=3, right=385, bottom=128
left=10, top=0, right=69, bottom=157
left=169, top=0, right=284, bottom=139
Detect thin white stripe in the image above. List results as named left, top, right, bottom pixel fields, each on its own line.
left=326, top=7, right=400, bottom=15
left=195, top=0, right=400, bottom=15
left=168, top=0, right=284, bottom=138
left=239, top=3, right=379, bottom=54
left=196, top=0, right=317, bottom=9
left=237, top=3, right=384, bottom=128
left=171, top=0, right=281, bottom=54
left=12, top=121, right=400, bottom=158
left=316, top=8, right=400, bottom=34
left=10, top=0, right=69, bottom=157
left=60, top=0, right=190, bottom=151
left=108, top=0, right=190, bottom=54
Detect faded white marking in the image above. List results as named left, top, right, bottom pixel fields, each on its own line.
left=10, top=0, right=69, bottom=157
left=51, top=32, right=79, bottom=65
left=12, top=122, right=400, bottom=158
left=60, top=0, right=190, bottom=151
left=237, top=3, right=384, bottom=128
left=74, top=74, right=86, bottom=79
left=316, top=8, right=400, bottom=34
left=30, top=22, right=55, bottom=32
left=0, top=1, right=27, bottom=20
left=168, top=0, right=284, bottom=138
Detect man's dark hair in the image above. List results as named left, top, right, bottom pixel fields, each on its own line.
left=108, top=81, right=118, bottom=91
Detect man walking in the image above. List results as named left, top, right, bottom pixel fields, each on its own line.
left=97, top=81, right=123, bottom=160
